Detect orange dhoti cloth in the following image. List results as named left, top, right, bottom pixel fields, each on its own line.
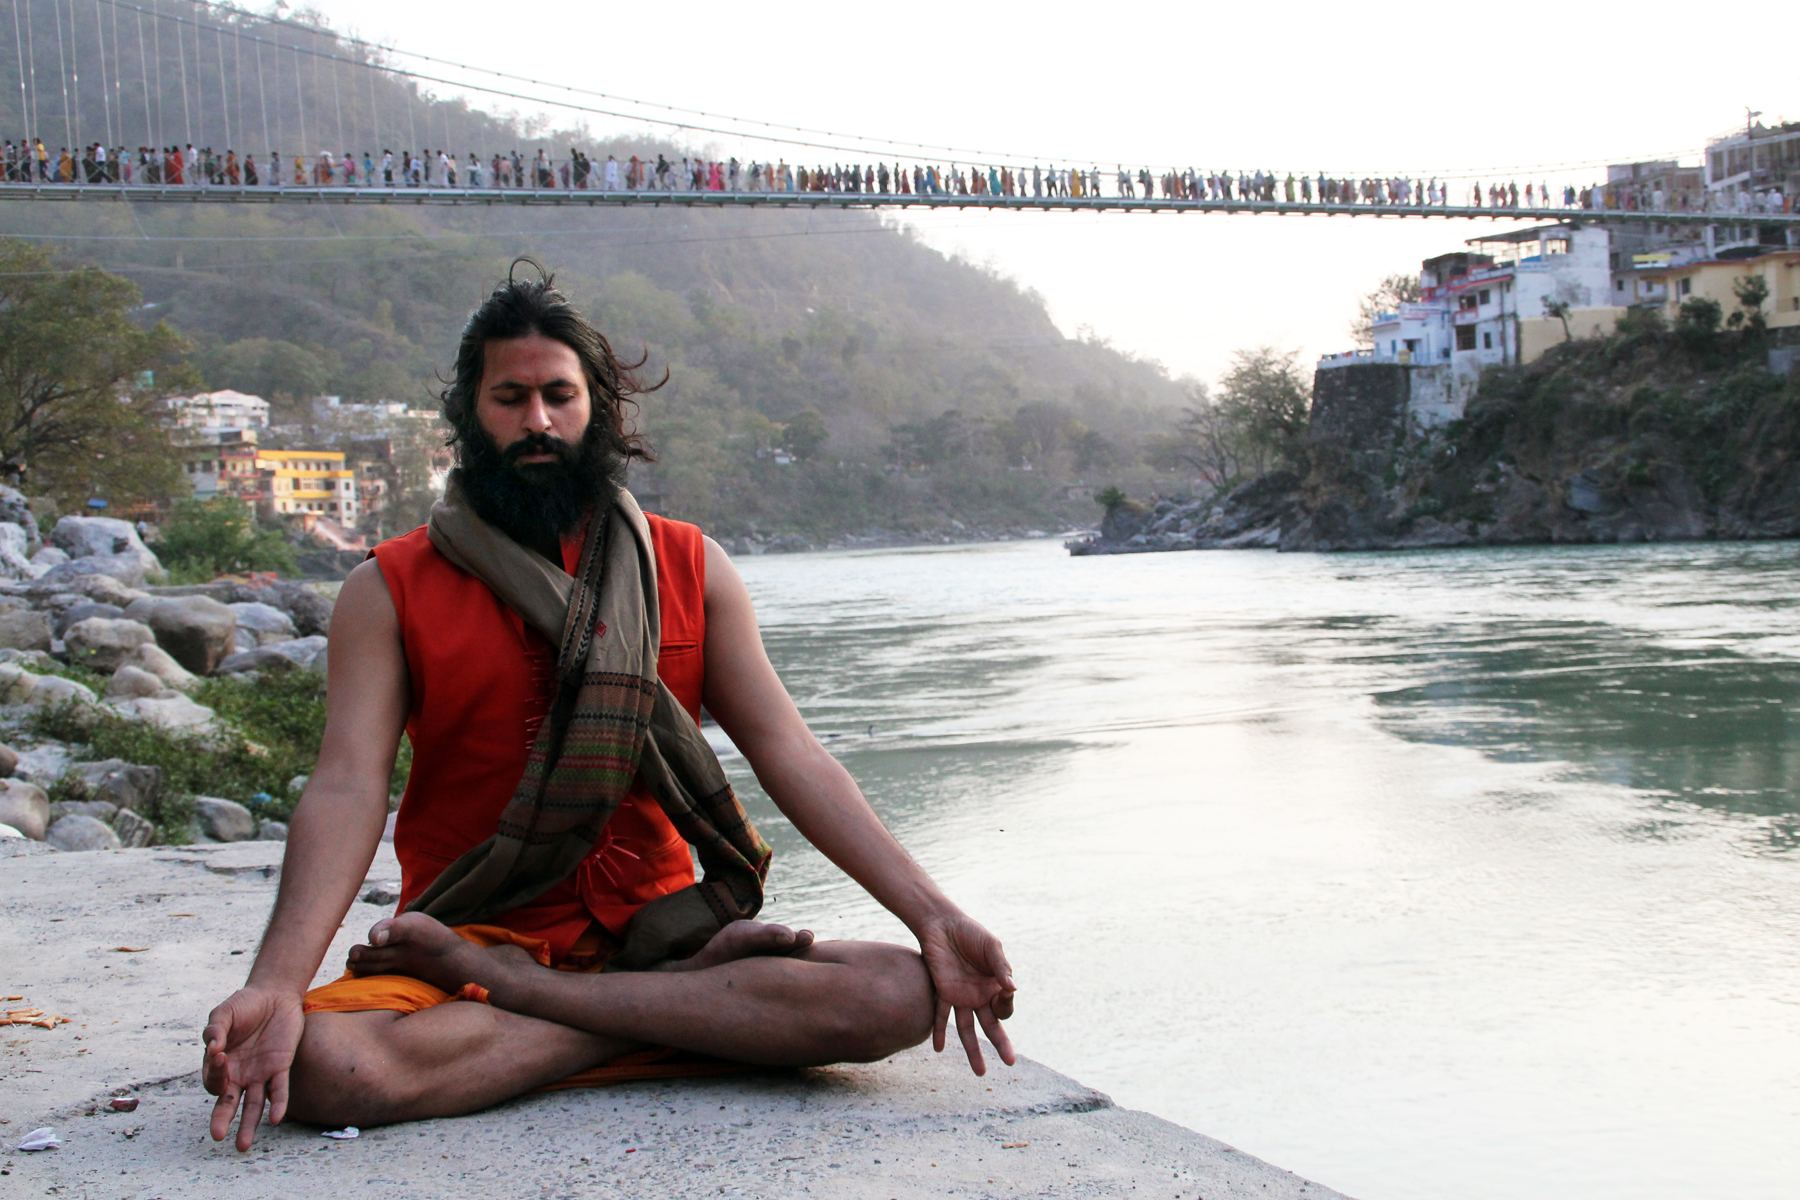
left=302, top=923, right=746, bottom=1091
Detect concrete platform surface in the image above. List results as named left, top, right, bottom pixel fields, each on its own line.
left=2, top=841, right=1352, bottom=1199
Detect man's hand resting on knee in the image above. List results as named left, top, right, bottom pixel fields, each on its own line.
left=202, top=985, right=306, bottom=1151
left=917, top=910, right=1017, bottom=1074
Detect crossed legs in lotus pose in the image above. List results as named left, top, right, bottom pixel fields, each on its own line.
left=283, top=913, right=935, bottom=1128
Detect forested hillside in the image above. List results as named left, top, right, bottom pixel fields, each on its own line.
left=0, top=0, right=1186, bottom=540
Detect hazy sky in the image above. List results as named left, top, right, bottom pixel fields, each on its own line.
left=305, top=0, right=1791, bottom=384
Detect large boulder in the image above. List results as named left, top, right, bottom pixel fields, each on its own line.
left=30, top=545, right=67, bottom=569
left=36, top=552, right=148, bottom=589
left=124, top=642, right=199, bottom=693
left=0, top=778, right=49, bottom=839
left=0, top=608, right=51, bottom=652
left=0, top=741, right=18, bottom=776
left=65, top=759, right=162, bottom=814
left=64, top=617, right=157, bottom=673
left=49, top=516, right=164, bottom=583
left=0, top=521, right=39, bottom=581
left=194, top=795, right=256, bottom=842
left=53, top=602, right=124, bottom=639
left=120, top=595, right=238, bottom=676
left=256, top=582, right=334, bottom=637
left=27, top=572, right=145, bottom=609
left=30, top=674, right=98, bottom=709
left=48, top=798, right=117, bottom=821
left=46, top=812, right=121, bottom=851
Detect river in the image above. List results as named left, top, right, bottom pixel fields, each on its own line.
left=719, top=538, right=1800, bottom=1200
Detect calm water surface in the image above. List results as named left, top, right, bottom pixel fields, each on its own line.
left=722, top=539, right=1800, bottom=1200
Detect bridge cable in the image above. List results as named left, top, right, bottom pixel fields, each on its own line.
left=213, top=19, right=227, bottom=152
left=94, top=0, right=111, bottom=148
left=250, top=19, right=265, bottom=160
left=231, top=15, right=242, bottom=154
left=130, top=0, right=147, bottom=152
left=50, top=0, right=70, bottom=156
left=290, top=35, right=303, bottom=168
left=145, top=0, right=159, bottom=150
left=12, top=0, right=32, bottom=141
left=110, top=0, right=122, bottom=149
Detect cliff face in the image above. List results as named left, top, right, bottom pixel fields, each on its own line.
left=1074, top=325, right=1800, bottom=556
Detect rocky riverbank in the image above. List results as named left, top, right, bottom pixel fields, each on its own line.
left=1073, top=327, right=1800, bottom=556
left=0, top=488, right=339, bottom=854
left=0, top=838, right=1352, bottom=1199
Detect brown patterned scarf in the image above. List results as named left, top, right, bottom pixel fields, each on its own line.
left=405, top=473, right=771, bottom=970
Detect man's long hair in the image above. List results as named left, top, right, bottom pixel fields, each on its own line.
left=440, top=261, right=659, bottom=468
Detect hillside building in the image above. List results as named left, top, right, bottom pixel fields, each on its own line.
left=180, top=431, right=360, bottom=528
left=169, top=389, right=270, bottom=438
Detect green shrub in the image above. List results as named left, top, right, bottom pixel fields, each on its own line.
left=28, top=669, right=413, bottom=828
left=157, top=496, right=297, bottom=581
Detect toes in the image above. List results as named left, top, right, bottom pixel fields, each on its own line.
left=367, top=918, right=398, bottom=946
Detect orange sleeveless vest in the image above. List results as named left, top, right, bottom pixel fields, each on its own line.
left=372, top=513, right=705, bottom=963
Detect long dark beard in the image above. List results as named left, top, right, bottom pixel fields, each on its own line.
left=457, top=421, right=625, bottom=551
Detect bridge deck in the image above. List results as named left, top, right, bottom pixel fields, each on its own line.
left=3, top=182, right=1793, bottom=226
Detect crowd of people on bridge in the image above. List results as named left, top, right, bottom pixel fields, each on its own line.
left=3, top=136, right=1793, bottom=215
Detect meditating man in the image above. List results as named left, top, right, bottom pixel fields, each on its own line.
left=201, top=271, right=1016, bottom=1150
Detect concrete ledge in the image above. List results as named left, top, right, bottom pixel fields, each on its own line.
left=1, top=843, right=1351, bottom=1198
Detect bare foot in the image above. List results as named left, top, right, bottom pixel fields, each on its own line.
left=346, top=912, right=531, bottom=994
left=658, top=920, right=816, bottom=973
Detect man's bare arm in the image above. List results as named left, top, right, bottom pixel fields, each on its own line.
left=202, top=559, right=410, bottom=1148
left=697, top=538, right=1015, bottom=1070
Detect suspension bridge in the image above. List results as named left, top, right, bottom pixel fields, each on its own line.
left=0, top=0, right=1793, bottom=228
left=5, top=180, right=1791, bottom=228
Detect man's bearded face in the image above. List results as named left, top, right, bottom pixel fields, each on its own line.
left=459, top=400, right=622, bottom=548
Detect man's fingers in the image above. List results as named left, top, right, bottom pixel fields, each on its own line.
left=268, top=1069, right=290, bottom=1128
left=955, top=1005, right=986, bottom=1076
left=932, top=996, right=950, bottom=1053
left=209, top=1085, right=240, bottom=1143
left=978, top=1005, right=1018, bottom=1067
left=236, top=1081, right=266, bottom=1152
left=993, top=988, right=1016, bottom=1021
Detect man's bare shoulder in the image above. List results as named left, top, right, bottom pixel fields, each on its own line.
left=331, top=559, right=397, bottom=635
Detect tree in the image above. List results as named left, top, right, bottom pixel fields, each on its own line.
left=156, top=497, right=298, bottom=581
left=782, top=410, right=829, bottom=461
left=1216, top=347, right=1312, bottom=474
left=1143, top=380, right=1258, bottom=485
left=1731, top=275, right=1770, bottom=338
left=0, top=240, right=190, bottom=512
left=1350, top=272, right=1424, bottom=347
left=1542, top=297, right=1574, bottom=342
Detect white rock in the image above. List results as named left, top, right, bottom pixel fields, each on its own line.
left=46, top=812, right=121, bottom=851
left=125, top=642, right=199, bottom=693
left=256, top=818, right=288, bottom=841
left=0, top=662, right=38, bottom=704
left=30, top=675, right=97, bottom=709
left=64, top=617, right=156, bottom=673
left=48, top=516, right=164, bottom=583
left=115, top=692, right=216, bottom=732
left=0, top=777, right=50, bottom=840
left=105, top=664, right=166, bottom=699
left=0, top=521, right=37, bottom=581
left=229, top=601, right=297, bottom=646
left=30, top=545, right=68, bottom=568
left=0, top=821, right=23, bottom=838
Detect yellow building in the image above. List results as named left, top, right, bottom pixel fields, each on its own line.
left=256, top=450, right=359, bottom=521
left=1647, top=250, right=1800, bottom=331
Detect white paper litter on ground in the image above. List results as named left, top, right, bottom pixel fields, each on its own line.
left=19, top=1127, right=61, bottom=1151
left=321, top=1126, right=359, bottom=1140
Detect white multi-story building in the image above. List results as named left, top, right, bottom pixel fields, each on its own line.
left=170, top=389, right=270, bottom=439
left=1320, top=224, right=1619, bottom=425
